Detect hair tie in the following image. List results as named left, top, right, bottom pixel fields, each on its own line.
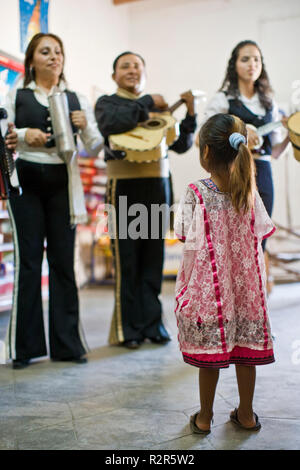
left=229, top=132, right=246, bottom=150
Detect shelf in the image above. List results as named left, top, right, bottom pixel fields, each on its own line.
left=0, top=210, right=9, bottom=219
left=0, top=243, right=13, bottom=253
left=0, top=272, right=49, bottom=312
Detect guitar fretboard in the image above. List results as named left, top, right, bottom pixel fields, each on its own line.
left=257, top=121, right=282, bottom=137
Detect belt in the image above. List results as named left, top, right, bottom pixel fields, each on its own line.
left=106, top=158, right=170, bottom=179
left=253, top=153, right=271, bottom=162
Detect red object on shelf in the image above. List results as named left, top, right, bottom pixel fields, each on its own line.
left=0, top=274, right=48, bottom=312
left=79, top=167, right=98, bottom=176
left=0, top=54, right=25, bottom=73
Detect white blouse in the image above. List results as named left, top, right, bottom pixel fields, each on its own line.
left=5, top=79, right=104, bottom=224
left=5, top=79, right=103, bottom=164
left=202, top=91, right=283, bottom=153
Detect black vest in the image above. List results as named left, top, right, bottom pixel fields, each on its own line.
left=227, top=95, right=273, bottom=156
left=15, top=88, right=81, bottom=148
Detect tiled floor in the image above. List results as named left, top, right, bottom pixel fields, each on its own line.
left=0, top=281, right=299, bottom=450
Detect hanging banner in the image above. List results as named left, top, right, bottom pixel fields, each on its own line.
left=0, top=52, right=24, bottom=105
left=19, top=0, right=50, bottom=53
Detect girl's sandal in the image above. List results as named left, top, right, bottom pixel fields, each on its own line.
left=190, top=412, right=213, bottom=435
left=230, top=408, right=261, bottom=431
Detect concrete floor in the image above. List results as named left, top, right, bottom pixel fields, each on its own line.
left=0, top=281, right=300, bottom=450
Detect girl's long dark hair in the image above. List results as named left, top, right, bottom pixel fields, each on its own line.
left=219, top=40, right=273, bottom=111
left=199, top=113, right=256, bottom=214
left=24, top=33, right=66, bottom=87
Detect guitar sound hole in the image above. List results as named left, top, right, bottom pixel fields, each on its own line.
left=148, top=120, right=161, bottom=127
left=143, top=118, right=166, bottom=130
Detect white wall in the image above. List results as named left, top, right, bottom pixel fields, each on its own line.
left=128, top=0, right=300, bottom=227
left=0, top=0, right=131, bottom=103
left=49, top=0, right=130, bottom=101
left=1, top=0, right=300, bottom=227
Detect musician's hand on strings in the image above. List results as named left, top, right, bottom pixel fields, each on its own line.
left=281, top=116, right=289, bottom=129
left=71, top=110, right=87, bottom=130
left=181, top=90, right=195, bottom=116
left=246, top=125, right=260, bottom=149
left=150, top=94, right=169, bottom=111
left=25, top=129, right=50, bottom=147
left=5, top=123, right=18, bottom=151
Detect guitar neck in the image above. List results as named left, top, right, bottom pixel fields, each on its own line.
left=168, top=99, right=185, bottom=114
left=165, top=90, right=205, bottom=114
left=256, top=120, right=282, bottom=137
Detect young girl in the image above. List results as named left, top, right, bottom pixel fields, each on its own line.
left=175, top=113, right=275, bottom=434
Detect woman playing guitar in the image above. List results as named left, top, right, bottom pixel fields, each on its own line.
left=95, top=51, right=197, bottom=349
left=202, top=40, right=290, bottom=294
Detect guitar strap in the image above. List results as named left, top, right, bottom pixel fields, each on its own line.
left=116, top=88, right=141, bottom=100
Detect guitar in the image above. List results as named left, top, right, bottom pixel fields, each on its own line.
left=0, top=108, right=22, bottom=200
left=109, top=90, right=205, bottom=163
left=287, top=111, right=300, bottom=162
left=247, top=120, right=283, bottom=150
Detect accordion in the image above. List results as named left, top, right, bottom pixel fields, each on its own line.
left=0, top=108, right=22, bottom=200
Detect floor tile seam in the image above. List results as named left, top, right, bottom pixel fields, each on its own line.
left=0, top=415, right=237, bottom=430
left=70, top=432, right=159, bottom=449
left=8, top=417, right=76, bottom=435
left=68, top=406, right=125, bottom=427
left=260, top=416, right=300, bottom=421
left=2, top=402, right=132, bottom=429
left=73, top=445, right=144, bottom=451
left=205, top=393, right=237, bottom=409
left=66, top=402, right=80, bottom=443
left=66, top=408, right=120, bottom=423
left=114, top=405, right=195, bottom=413
left=69, top=407, right=186, bottom=426
left=0, top=436, right=19, bottom=451
left=7, top=394, right=73, bottom=403
left=68, top=412, right=193, bottom=446
left=148, top=432, right=216, bottom=450
left=12, top=391, right=112, bottom=405
left=82, top=405, right=214, bottom=419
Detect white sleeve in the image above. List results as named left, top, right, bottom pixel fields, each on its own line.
left=4, top=84, right=28, bottom=146
left=290, top=80, right=300, bottom=114
left=201, top=92, right=229, bottom=126
left=271, top=100, right=285, bottom=146
left=77, top=93, right=104, bottom=156
left=175, top=186, right=195, bottom=241
left=254, top=191, right=276, bottom=241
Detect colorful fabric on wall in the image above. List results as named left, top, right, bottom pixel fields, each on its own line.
left=19, top=0, right=49, bottom=53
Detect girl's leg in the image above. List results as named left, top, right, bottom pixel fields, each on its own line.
left=196, top=368, right=220, bottom=430
left=234, top=365, right=257, bottom=427
left=264, top=251, right=274, bottom=295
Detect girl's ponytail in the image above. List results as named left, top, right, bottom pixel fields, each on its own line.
left=199, top=114, right=256, bottom=214
left=229, top=141, right=255, bottom=214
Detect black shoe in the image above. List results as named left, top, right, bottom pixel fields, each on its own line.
left=52, top=356, right=88, bottom=364
left=148, top=335, right=171, bottom=344
left=69, top=356, right=88, bottom=364
left=12, top=359, right=30, bottom=370
left=123, top=340, right=142, bottom=350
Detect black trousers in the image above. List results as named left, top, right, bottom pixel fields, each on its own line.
left=7, top=159, right=86, bottom=360
left=107, top=177, right=171, bottom=344
left=255, top=160, right=274, bottom=252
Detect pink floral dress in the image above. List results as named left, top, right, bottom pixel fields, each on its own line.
left=174, top=179, right=276, bottom=368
